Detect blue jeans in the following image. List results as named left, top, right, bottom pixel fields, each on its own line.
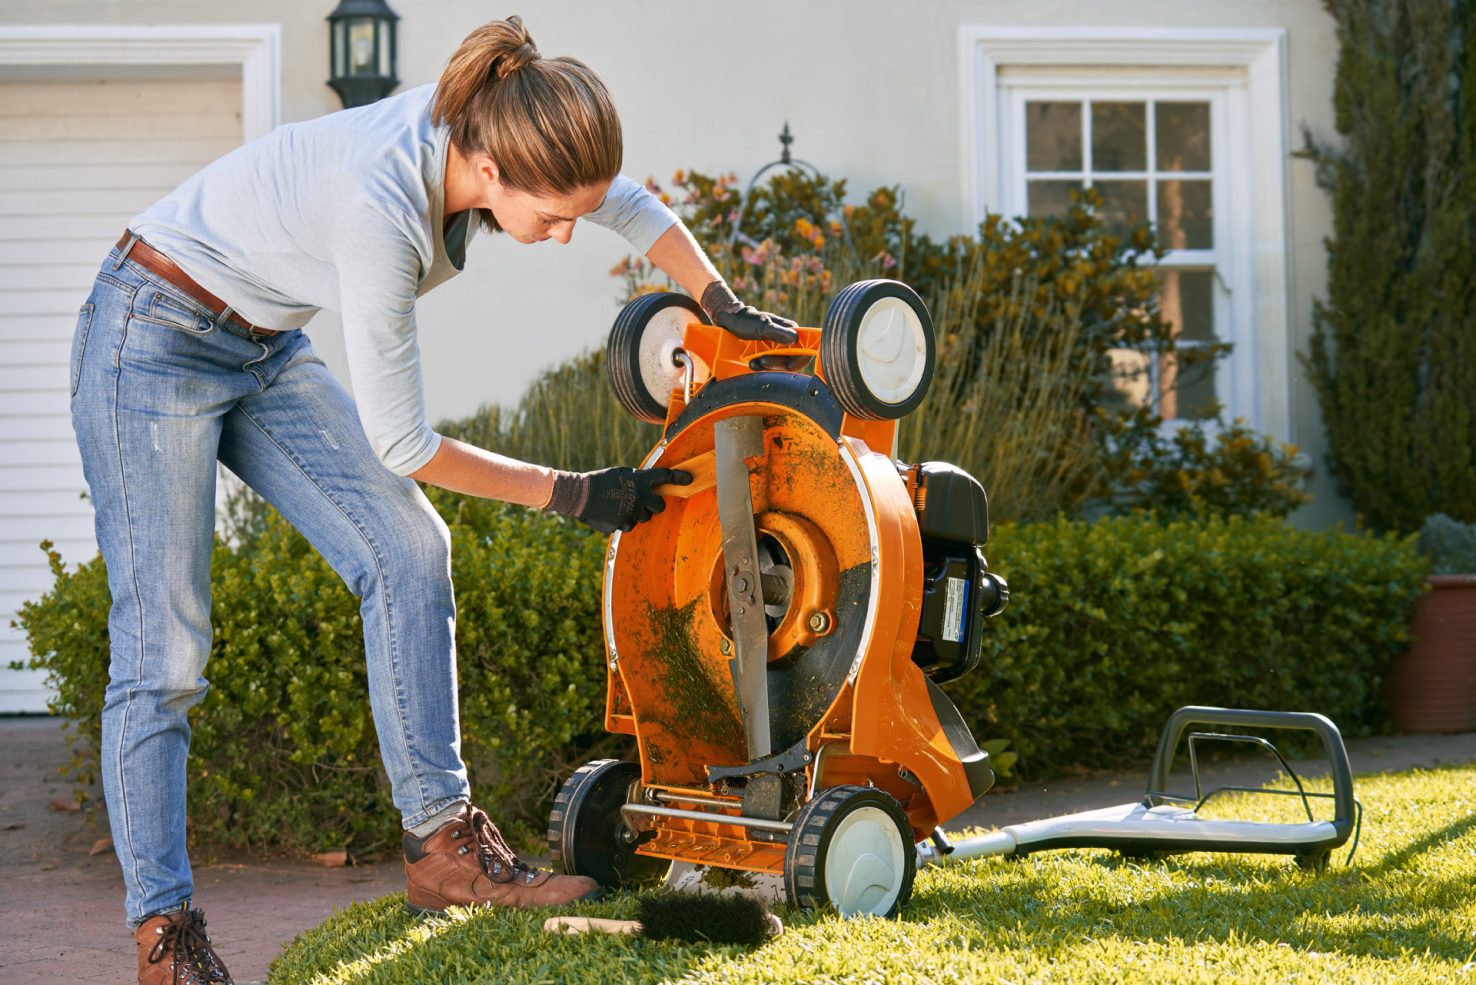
left=71, top=243, right=470, bottom=926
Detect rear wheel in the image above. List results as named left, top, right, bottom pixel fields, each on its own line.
left=547, top=759, right=668, bottom=888
left=607, top=292, right=709, bottom=423
left=784, top=784, right=916, bottom=917
left=820, top=279, right=935, bottom=420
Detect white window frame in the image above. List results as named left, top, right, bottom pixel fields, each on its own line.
left=1005, top=82, right=1234, bottom=422
left=958, top=27, right=1290, bottom=439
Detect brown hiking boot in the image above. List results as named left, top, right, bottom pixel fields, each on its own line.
left=135, top=907, right=233, bottom=984
left=404, top=804, right=600, bottom=913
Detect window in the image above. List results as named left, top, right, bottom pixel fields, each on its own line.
left=1016, top=93, right=1224, bottom=420
left=960, top=29, right=1292, bottom=437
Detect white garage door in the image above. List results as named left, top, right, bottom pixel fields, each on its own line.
left=0, top=74, right=242, bottom=713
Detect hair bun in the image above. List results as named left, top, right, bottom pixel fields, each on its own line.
left=496, top=41, right=540, bottom=79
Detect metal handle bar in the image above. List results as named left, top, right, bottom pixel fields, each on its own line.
left=1146, top=706, right=1357, bottom=842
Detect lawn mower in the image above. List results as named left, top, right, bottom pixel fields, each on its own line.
left=546, top=280, right=1360, bottom=918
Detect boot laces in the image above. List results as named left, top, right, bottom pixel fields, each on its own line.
left=147, top=909, right=232, bottom=984
left=467, top=805, right=533, bottom=882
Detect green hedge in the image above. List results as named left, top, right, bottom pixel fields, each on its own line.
left=15, top=496, right=611, bottom=857
left=948, top=513, right=1427, bottom=775
left=16, top=508, right=1423, bottom=855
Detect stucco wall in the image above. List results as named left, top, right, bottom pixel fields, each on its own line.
left=0, top=0, right=1347, bottom=524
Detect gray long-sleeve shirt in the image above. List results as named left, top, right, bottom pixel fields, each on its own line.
left=130, top=83, right=679, bottom=475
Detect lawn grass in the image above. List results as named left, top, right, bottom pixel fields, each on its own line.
left=270, top=763, right=1476, bottom=984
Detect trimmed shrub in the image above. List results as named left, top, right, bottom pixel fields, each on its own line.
left=18, top=506, right=1423, bottom=853
left=946, top=513, right=1427, bottom=776
left=14, top=500, right=611, bottom=856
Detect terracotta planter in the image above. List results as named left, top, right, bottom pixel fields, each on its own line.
left=1388, top=574, right=1476, bottom=733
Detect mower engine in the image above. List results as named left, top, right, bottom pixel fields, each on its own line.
left=909, top=461, right=1009, bottom=683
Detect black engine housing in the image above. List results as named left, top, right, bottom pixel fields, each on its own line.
left=910, top=462, right=1008, bottom=683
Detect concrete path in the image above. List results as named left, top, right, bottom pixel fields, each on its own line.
left=2, top=715, right=1472, bottom=984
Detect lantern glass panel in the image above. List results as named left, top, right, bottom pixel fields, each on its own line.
left=348, top=18, right=377, bottom=75
left=332, top=23, right=345, bottom=79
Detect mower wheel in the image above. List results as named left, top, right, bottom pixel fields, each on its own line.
left=1294, top=849, right=1332, bottom=873
left=607, top=292, right=709, bottom=424
left=547, top=759, right=668, bottom=888
left=784, top=784, right=915, bottom=917
left=820, top=279, right=935, bottom=420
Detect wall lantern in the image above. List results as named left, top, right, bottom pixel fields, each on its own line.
left=327, top=0, right=400, bottom=109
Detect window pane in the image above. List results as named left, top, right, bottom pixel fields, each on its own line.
left=1162, top=353, right=1218, bottom=420
left=1091, top=102, right=1146, bottom=171
left=1093, top=180, right=1148, bottom=237
left=1156, top=179, right=1213, bottom=249
left=1156, top=102, right=1211, bottom=171
left=1160, top=269, right=1215, bottom=342
left=1028, top=180, right=1082, bottom=217
left=1026, top=102, right=1082, bottom=171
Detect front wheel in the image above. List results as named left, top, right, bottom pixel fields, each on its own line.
left=783, top=784, right=916, bottom=917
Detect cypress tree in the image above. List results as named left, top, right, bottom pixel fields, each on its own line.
left=1308, top=0, right=1476, bottom=530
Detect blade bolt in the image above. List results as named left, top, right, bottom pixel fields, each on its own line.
left=733, top=573, right=752, bottom=595
left=720, top=638, right=732, bottom=655
left=807, top=611, right=831, bottom=633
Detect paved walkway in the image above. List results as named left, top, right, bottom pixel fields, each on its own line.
left=2, top=715, right=1472, bottom=984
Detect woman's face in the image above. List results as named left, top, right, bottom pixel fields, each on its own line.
left=487, top=177, right=611, bottom=245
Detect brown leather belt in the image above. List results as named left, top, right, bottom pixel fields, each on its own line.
left=115, top=231, right=278, bottom=336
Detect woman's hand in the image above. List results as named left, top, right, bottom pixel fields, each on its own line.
left=643, top=225, right=797, bottom=344
left=547, top=466, right=693, bottom=533
left=701, top=281, right=798, bottom=344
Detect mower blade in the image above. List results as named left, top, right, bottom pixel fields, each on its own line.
left=714, top=415, right=772, bottom=760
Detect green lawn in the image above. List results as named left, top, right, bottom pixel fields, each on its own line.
left=270, top=763, right=1476, bottom=984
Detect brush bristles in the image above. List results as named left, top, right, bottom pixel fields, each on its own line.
left=636, top=892, right=774, bottom=945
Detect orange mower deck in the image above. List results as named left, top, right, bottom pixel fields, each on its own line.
left=548, top=281, right=1008, bottom=916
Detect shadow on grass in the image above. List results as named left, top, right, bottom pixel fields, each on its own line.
left=908, top=774, right=1476, bottom=966
left=272, top=765, right=1476, bottom=982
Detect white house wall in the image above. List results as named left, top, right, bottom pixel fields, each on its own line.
left=0, top=0, right=1347, bottom=706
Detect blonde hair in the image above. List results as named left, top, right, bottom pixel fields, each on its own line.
left=433, top=16, right=622, bottom=203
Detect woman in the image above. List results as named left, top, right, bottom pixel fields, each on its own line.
left=72, top=16, right=796, bottom=984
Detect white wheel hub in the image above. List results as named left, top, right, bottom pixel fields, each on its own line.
left=855, top=298, right=928, bottom=406
left=824, top=805, right=907, bottom=916
left=637, top=307, right=695, bottom=407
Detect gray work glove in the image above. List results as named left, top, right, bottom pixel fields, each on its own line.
left=701, top=281, right=799, bottom=345
left=547, top=467, right=692, bottom=533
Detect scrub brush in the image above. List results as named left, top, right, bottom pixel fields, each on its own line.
left=543, top=892, right=783, bottom=945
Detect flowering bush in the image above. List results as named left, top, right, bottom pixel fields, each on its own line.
left=613, top=169, right=1305, bottom=520
left=1100, top=416, right=1313, bottom=519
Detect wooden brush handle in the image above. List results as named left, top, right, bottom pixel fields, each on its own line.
left=542, top=916, right=642, bottom=936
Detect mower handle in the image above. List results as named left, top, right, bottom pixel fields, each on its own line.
left=1146, top=706, right=1357, bottom=842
